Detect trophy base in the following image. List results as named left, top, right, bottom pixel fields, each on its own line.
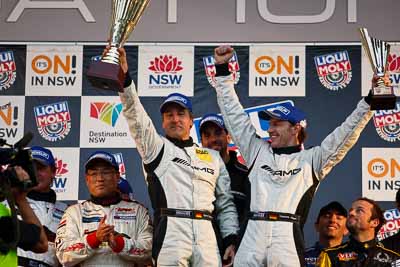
left=87, top=61, right=125, bottom=92
left=370, top=94, right=397, bottom=110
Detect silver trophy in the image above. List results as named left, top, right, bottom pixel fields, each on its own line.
left=87, top=0, right=150, bottom=91
left=359, top=28, right=396, bottom=110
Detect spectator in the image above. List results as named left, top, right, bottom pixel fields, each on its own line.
left=55, top=151, right=152, bottom=266
left=304, top=201, right=348, bottom=267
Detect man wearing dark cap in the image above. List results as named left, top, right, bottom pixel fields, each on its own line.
left=382, top=188, right=400, bottom=253
left=199, top=113, right=249, bottom=226
left=18, top=146, right=66, bottom=267
left=115, top=46, right=238, bottom=266
left=304, top=201, right=348, bottom=267
left=199, top=113, right=250, bottom=259
left=211, top=45, right=385, bottom=267
left=55, top=151, right=153, bottom=267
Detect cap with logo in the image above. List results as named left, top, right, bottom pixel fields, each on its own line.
left=199, top=113, right=226, bottom=133
left=316, top=201, right=347, bottom=222
left=160, top=93, right=192, bottom=113
left=30, top=146, right=56, bottom=167
left=85, top=151, right=119, bottom=171
left=258, top=103, right=307, bottom=128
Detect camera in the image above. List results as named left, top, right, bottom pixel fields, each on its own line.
left=0, top=132, right=37, bottom=192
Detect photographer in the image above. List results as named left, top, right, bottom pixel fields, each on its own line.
left=0, top=165, right=48, bottom=266
left=17, top=146, right=66, bottom=267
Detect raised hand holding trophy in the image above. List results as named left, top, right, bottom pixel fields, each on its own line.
left=87, top=0, right=150, bottom=92
left=359, top=28, right=396, bottom=110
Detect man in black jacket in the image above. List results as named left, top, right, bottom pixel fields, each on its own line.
left=199, top=113, right=249, bottom=227
left=199, top=114, right=250, bottom=259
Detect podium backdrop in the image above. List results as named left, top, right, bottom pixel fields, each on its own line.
left=0, top=42, right=399, bottom=245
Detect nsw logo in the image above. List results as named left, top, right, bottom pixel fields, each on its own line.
left=314, top=51, right=352, bottom=91
left=34, top=101, right=71, bottom=142
left=148, top=55, right=183, bottom=89
left=52, top=158, right=68, bottom=193
left=0, top=51, right=17, bottom=91
left=373, top=101, right=400, bottom=142
left=0, top=102, right=19, bottom=138
left=388, top=53, right=400, bottom=89
left=90, top=102, right=122, bottom=127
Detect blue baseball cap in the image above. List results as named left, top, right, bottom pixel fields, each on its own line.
left=31, top=146, right=56, bottom=167
left=199, top=113, right=226, bottom=133
left=160, top=93, right=192, bottom=113
left=85, top=151, right=119, bottom=171
left=258, top=104, right=307, bottom=128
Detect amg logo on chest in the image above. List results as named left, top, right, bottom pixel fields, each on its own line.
left=261, top=164, right=301, bottom=176
left=173, top=157, right=215, bottom=175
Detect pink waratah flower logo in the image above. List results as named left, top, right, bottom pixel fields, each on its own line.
left=55, top=159, right=68, bottom=176
left=388, top=54, right=400, bottom=73
left=148, top=55, right=183, bottom=73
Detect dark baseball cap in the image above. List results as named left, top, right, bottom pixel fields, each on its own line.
left=160, top=93, right=192, bottom=113
left=199, top=113, right=226, bottom=133
left=258, top=103, right=307, bottom=128
left=316, top=201, right=347, bottom=223
left=85, top=151, right=119, bottom=171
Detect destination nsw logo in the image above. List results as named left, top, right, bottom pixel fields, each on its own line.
left=148, top=55, right=183, bottom=89
left=90, top=102, right=122, bottom=127
left=88, top=102, right=127, bottom=144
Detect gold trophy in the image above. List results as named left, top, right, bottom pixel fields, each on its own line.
left=359, top=28, right=396, bottom=110
left=87, top=0, right=150, bottom=91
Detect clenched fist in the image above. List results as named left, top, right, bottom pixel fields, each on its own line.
left=214, top=45, right=234, bottom=65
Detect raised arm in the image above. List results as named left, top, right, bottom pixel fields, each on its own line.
left=117, top=47, right=164, bottom=164
left=213, top=46, right=265, bottom=166
left=311, top=76, right=389, bottom=180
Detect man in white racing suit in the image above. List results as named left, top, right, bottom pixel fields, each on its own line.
left=55, top=151, right=153, bottom=267
left=210, top=45, right=385, bottom=267
left=116, top=47, right=239, bottom=266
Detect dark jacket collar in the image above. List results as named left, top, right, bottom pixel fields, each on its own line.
left=349, top=236, right=377, bottom=251
left=166, top=136, right=194, bottom=148
left=272, top=145, right=302, bottom=155
left=90, top=193, right=122, bottom=206
left=27, top=190, right=56, bottom=204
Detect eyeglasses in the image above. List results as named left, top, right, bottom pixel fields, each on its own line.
left=87, top=169, right=116, bottom=179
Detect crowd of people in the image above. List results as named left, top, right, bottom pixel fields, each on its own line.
left=1, top=45, right=399, bottom=266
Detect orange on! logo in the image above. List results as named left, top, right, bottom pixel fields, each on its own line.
left=31, top=54, right=76, bottom=75
left=255, top=55, right=299, bottom=75
left=368, top=158, right=400, bottom=178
